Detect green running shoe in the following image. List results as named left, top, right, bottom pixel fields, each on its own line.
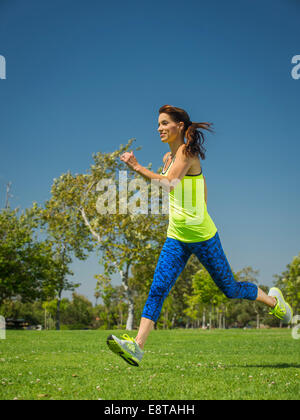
left=106, top=334, right=144, bottom=367
left=268, top=287, right=293, bottom=324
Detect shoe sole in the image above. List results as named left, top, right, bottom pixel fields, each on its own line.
left=106, top=335, right=139, bottom=367
left=269, top=287, right=293, bottom=324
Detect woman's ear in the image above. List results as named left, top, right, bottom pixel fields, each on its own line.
left=179, top=121, right=185, bottom=133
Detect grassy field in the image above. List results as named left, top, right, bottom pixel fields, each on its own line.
left=0, top=329, right=299, bottom=400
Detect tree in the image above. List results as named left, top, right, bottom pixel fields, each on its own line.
left=225, top=299, right=257, bottom=328
left=94, top=273, right=124, bottom=329
left=40, top=179, right=94, bottom=330
left=171, top=254, right=201, bottom=328
left=61, top=293, right=94, bottom=329
left=273, top=253, right=300, bottom=315
left=234, top=266, right=266, bottom=328
left=185, top=266, right=226, bottom=329
left=0, top=206, right=55, bottom=305
left=49, top=138, right=168, bottom=330
left=42, top=298, right=70, bottom=329
left=0, top=299, right=45, bottom=326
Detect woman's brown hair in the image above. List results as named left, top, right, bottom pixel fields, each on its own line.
left=159, top=104, right=214, bottom=160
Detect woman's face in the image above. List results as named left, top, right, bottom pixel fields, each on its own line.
left=157, top=113, right=183, bottom=143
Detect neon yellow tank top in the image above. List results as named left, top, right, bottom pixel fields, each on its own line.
left=161, top=154, right=217, bottom=242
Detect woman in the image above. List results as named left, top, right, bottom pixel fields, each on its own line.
left=107, top=105, right=293, bottom=367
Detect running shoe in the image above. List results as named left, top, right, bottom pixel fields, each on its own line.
left=268, top=287, right=293, bottom=324
left=106, top=333, right=144, bottom=367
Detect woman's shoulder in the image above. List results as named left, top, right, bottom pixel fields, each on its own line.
left=178, top=144, right=198, bottom=162
left=178, top=144, right=202, bottom=175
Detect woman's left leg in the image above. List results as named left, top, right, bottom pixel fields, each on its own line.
left=190, top=231, right=275, bottom=307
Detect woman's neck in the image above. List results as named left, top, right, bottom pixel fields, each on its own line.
left=169, top=139, right=185, bottom=158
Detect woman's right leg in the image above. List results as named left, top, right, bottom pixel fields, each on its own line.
left=135, top=237, right=191, bottom=349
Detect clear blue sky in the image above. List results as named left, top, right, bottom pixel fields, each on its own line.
left=1, top=0, right=299, bottom=303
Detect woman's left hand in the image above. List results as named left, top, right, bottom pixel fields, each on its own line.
left=120, top=151, right=139, bottom=171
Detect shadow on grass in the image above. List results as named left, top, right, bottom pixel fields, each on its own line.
left=232, top=363, right=300, bottom=369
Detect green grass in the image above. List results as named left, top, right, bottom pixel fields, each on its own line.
left=0, top=329, right=299, bottom=400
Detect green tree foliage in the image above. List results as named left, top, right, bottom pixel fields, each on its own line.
left=49, top=138, right=168, bottom=330
left=0, top=299, right=45, bottom=326
left=40, top=175, right=95, bottom=329
left=273, top=252, right=300, bottom=314
left=0, top=206, right=55, bottom=305
left=2, top=140, right=298, bottom=331
left=61, top=293, right=94, bottom=329
left=42, top=294, right=94, bottom=330
left=94, top=273, right=126, bottom=329
left=163, top=254, right=200, bottom=328
left=184, top=265, right=270, bottom=329
left=184, top=264, right=227, bottom=328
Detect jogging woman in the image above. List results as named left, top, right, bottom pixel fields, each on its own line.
left=107, top=105, right=293, bottom=367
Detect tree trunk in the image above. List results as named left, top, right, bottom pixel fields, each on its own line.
left=80, top=206, right=138, bottom=331
left=223, top=306, right=226, bottom=329
left=44, top=308, right=47, bottom=330
left=126, top=297, right=134, bottom=330
left=119, top=307, right=123, bottom=327
left=209, top=306, right=212, bottom=330
left=163, top=310, right=168, bottom=329
left=56, top=299, right=61, bottom=330
left=218, top=308, right=222, bottom=329
left=120, top=263, right=135, bottom=330
left=171, top=314, right=176, bottom=329
left=56, top=289, right=62, bottom=331
left=202, top=309, right=206, bottom=329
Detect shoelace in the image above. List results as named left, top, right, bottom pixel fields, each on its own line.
left=120, top=334, right=138, bottom=353
left=121, top=334, right=144, bottom=353
left=121, top=333, right=136, bottom=343
left=269, top=297, right=286, bottom=319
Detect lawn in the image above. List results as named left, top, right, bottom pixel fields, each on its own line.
left=0, top=329, right=299, bottom=400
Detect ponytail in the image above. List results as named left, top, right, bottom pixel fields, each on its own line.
left=185, top=121, right=214, bottom=160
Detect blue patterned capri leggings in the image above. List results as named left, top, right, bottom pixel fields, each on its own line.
left=142, top=232, right=258, bottom=323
